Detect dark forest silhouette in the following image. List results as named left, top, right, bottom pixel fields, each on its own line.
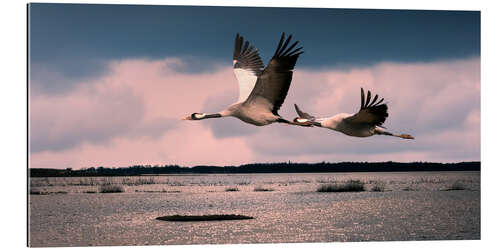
left=29, top=161, right=480, bottom=177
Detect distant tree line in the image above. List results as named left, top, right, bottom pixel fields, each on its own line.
left=29, top=161, right=480, bottom=177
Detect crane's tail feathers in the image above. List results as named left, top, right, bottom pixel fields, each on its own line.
left=294, top=104, right=315, bottom=120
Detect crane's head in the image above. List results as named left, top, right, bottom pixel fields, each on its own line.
left=292, top=117, right=315, bottom=127
left=182, top=113, right=205, bottom=120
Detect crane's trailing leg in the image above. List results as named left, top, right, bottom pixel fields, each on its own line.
left=375, top=127, right=414, bottom=139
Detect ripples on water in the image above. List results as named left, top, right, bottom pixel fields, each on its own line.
left=29, top=172, right=480, bottom=247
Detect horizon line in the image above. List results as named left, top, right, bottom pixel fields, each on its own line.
left=28, top=160, right=481, bottom=171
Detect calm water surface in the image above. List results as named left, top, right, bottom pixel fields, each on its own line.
left=29, top=172, right=480, bottom=247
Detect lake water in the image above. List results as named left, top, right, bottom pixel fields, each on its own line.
left=28, top=171, right=480, bottom=247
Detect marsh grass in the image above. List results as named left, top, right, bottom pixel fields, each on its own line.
left=411, top=177, right=445, bottom=184
left=317, top=180, right=365, bottom=192
left=121, top=176, right=156, bottom=185
left=31, top=176, right=189, bottom=187
left=370, top=181, right=386, bottom=192
left=30, top=188, right=43, bottom=195
left=99, top=184, right=124, bottom=193
left=225, top=187, right=239, bottom=192
left=402, top=186, right=417, bottom=191
left=235, top=181, right=251, bottom=185
left=253, top=186, right=274, bottom=192
left=288, top=179, right=312, bottom=184
left=135, top=190, right=181, bottom=193
left=30, top=189, right=67, bottom=195
left=443, top=181, right=467, bottom=191
left=316, top=178, right=336, bottom=184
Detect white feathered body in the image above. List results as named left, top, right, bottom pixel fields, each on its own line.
left=233, top=67, right=258, bottom=103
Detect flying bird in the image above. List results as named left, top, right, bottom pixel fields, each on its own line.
left=183, top=32, right=304, bottom=126
left=293, top=88, right=414, bottom=139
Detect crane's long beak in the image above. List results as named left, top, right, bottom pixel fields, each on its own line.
left=399, top=134, right=414, bottom=139
left=182, top=115, right=193, bottom=120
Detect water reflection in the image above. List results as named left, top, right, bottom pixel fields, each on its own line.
left=29, top=172, right=480, bottom=246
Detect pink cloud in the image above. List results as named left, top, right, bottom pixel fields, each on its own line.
left=30, top=123, right=254, bottom=168
left=246, top=58, right=480, bottom=162
left=104, top=58, right=238, bottom=121
left=29, top=57, right=480, bottom=168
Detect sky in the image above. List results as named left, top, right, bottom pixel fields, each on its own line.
left=28, top=3, right=480, bottom=169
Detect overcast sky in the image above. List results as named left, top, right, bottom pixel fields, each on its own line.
left=28, top=3, right=480, bottom=169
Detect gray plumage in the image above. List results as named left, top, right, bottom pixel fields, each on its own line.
left=233, top=33, right=264, bottom=75
left=293, top=88, right=414, bottom=139
left=344, top=88, right=388, bottom=127
left=244, top=33, right=303, bottom=116
left=184, top=33, right=304, bottom=126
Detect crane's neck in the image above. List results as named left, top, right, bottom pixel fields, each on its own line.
left=219, top=109, right=233, bottom=117
left=191, top=113, right=222, bottom=120
left=219, top=103, right=242, bottom=117
left=197, top=108, right=235, bottom=120
left=187, top=103, right=238, bottom=120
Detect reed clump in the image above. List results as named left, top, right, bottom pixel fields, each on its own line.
left=442, top=181, right=467, bottom=191
left=253, top=186, right=274, bottom=192
left=370, top=181, right=386, bottom=192
left=225, top=187, right=239, bottom=192
left=99, top=184, right=124, bottom=193
left=317, top=180, right=365, bottom=192
left=30, top=190, right=67, bottom=195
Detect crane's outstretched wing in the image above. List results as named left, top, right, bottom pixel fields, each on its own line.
left=233, top=33, right=264, bottom=103
left=244, top=33, right=303, bottom=115
left=344, top=88, right=388, bottom=127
